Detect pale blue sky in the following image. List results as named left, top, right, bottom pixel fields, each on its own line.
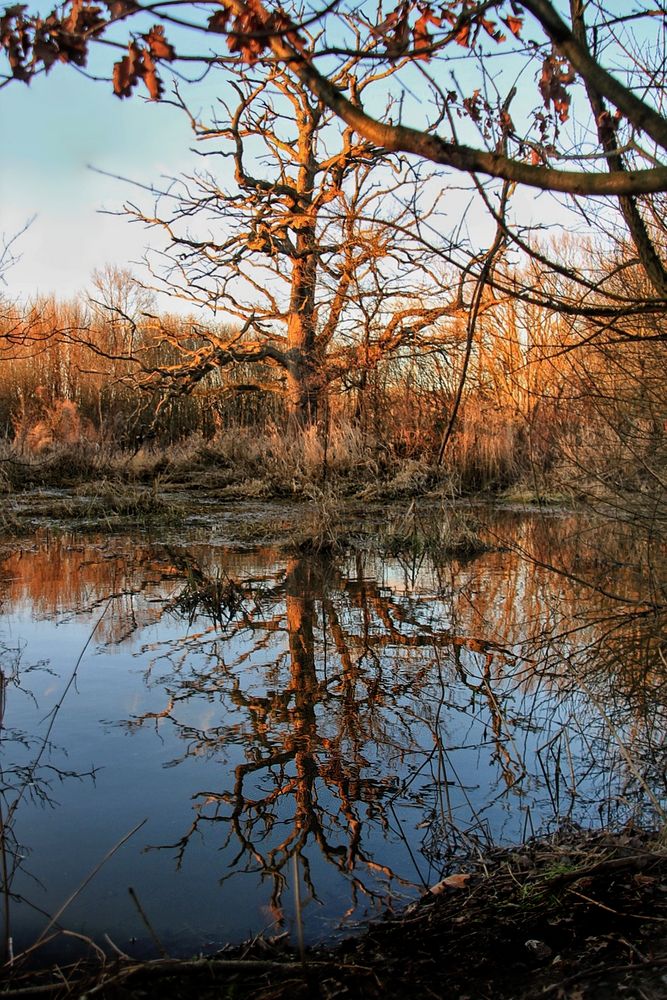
left=1, top=59, right=209, bottom=305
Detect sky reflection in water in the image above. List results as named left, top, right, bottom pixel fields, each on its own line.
left=0, top=512, right=664, bottom=958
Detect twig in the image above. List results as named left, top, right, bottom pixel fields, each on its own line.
left=128, top=887, right=169, bottom=958
left=61, top=930, right=107, bottom=964
left=82, top=956, right=368, bottom=995
left=292, top=853, right=306, bottom=970
left=541, top=956, right=667, bottom=994
left=568, top=886, right=667, bottom=922
left=103, top=933, right=132, bottom=960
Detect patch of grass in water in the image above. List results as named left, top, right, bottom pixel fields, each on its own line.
left=381, top=502, right=490, bottom=559
left=72, top=481, right=183, bottom=526
left=4, top=481, right=184, bottom=530
left=500, top=484, right=574, bottom=506
left=287, top=485, right=349, bottom=554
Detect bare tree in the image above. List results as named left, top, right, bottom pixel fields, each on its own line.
left=91, top=64, right=472, bottom=428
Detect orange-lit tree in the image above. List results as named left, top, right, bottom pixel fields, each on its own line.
left=80, top=61, right=475, bottom=430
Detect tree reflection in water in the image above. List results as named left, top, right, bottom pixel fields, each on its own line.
left=0, top=516, right=664, bottom=940
left=121, top=530, right=666, bottom=925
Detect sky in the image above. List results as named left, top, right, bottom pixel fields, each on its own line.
left=1, top=58, right=211, bottom=307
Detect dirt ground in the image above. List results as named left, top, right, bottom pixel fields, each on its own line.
left=3, top=827, right=666, bottom=1000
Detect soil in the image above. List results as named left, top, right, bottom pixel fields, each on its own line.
left=3, top=827, right=667, bottom=1000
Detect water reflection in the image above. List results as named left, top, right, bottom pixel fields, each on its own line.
left=0, top=513, right=665, bottom=956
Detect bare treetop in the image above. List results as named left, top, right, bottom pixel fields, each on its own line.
left=3, top=0, right=667, bottom=196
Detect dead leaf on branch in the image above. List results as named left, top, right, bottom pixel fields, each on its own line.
left=62, top=0, right=105, bottom=36
left=226, top=8, right=268, bottom=63
left=141, top=46, right=161, bottom=100
left=32, top=34, right=59, bottom=70
left=103, top=0, right=139, bottom=19
left=207, top=8, right=230, bottom=33
left=462, top=88, right=483, bottom=123
left=113, top=27, right=174, bottom=100
left=442, top=7, right=506, bottom=49
left=453, top=20, right=470, bottom=46
left=539, top=53, right=576, bottom=123
left=1, top=5, right=32, bottom=80
left=480, top=17, right=505, bottom=43
left=413, top=8, right=442, bottom=60
left=1, top=0, right=112, bottom=78
left=113, top=38, right=142, bottom=97
left=372, top=2, right=411, bottom=57
left=143, top=25, right=175, bottom=61
left=503, top=14, right=523, bottom=37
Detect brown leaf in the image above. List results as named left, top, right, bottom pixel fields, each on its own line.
left=429, top=873, right=471, bottom=893
left=226, top=9, right=268, bottom=63
left=462, top=89, right=482, bottom=122
left=481, top=17, right=506, bottom=43
left=374, top=7, right=401, bottom=37
left=2, top=4, right=28, bottom=18
left=1, top=5, right=31, bottom=80
left=103, top=0, right=139, bottom=18
left=207, top=8, right=230, bottom=33
left=140, top=46, right=162, bottom=99
left=63, top=0, right=105, bottom=35
left=143, top=24, right=174, bottom=61
left=454, top=21, right=470, bottom=47
left=503, top=15, right=523, bottom=38
left=33, top=34, right=60, bottom=70
left=372, top=2, right=411, bottom=56
left=112, top=39, right=142, bottom=98
left=539, top=54, right=574, bottom=122
left=413, top=9, right=441, bottom=60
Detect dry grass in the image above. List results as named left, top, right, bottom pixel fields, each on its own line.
left=380, top=501, right=489, bottom=559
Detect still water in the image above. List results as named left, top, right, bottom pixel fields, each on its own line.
left=1, top=508, right=665, bottom=959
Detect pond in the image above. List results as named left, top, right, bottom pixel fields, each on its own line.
left=1, top=506, right=665, bottom=963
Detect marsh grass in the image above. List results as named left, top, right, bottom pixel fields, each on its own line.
left=380, top=501, right=489, bottom=559
left=170, top=564, right=248, bottom=629
left=0, top=427, right=447, bottom=500
left=289, top=484, right=349, bottom=553
left=0, top=480, right=183, bottom=532
left=70, top=480, right=182, bottom=526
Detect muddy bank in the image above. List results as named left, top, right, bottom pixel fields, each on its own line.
left=3, top=828, right=666, bottom=999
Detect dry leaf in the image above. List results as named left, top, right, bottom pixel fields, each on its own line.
left=143, top=25, right=174, bottom=61
left=413, top=8, right=441, bottom=60
left=112, top=39, right=142, bottom=97
left=140, top=47, right=162, bottom=100
left=503, top=15, right=523, bottom=38
left=429, top=873, right=471, bottom=893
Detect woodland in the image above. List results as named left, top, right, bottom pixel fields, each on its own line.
left=1, top=2, right=667, bottom=999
